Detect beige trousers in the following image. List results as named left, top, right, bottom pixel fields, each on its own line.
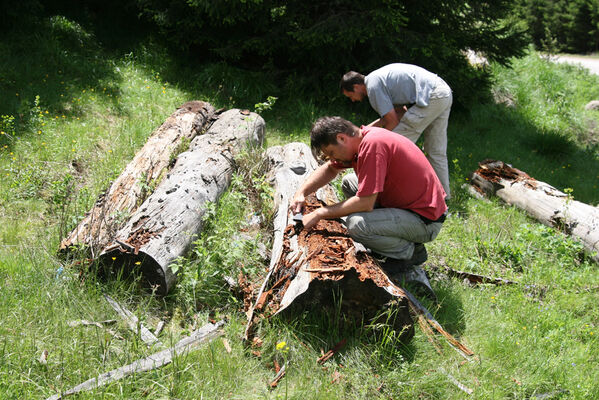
left=393, top=81, right=452, bottom=197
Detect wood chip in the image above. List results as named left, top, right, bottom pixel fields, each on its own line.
left=222, top=338, right=232, bottom=354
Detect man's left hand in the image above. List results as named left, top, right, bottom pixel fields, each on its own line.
left=302, top=208, right=323, bottom=230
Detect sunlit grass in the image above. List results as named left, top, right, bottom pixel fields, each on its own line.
left=0, top=14, right=598, bottom=400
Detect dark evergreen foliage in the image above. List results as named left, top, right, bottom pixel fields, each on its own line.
left=132, top=0, right=529, bottom=105
left=514, top=0, right=599, bottom=53
left=0, top=1, right=531, bottom=106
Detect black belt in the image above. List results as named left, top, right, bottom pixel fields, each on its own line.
left=419, top=211, right=447, bottom=225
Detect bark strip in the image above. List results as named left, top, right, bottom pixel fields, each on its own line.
left=45, top=321, right=225, bottom=400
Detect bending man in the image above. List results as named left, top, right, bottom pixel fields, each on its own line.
left=340, top=63, right=452, bottom=197
left=291, top=116, right=447, bottom=268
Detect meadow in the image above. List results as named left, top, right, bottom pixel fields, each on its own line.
left=1, top=14, right=598, bottom=399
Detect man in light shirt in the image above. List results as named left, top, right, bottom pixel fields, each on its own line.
left=340, top=63, right=452, bottom=197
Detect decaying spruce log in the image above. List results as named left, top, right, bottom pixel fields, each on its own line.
left=99, top=109, right=265, bottom=294
left=244, top=143, right=409, bottom=340
left=60, top=101, right=218, bottom=255
left=470, top=160, right=599, bottom=263
left=243, top=142, right=473, bottom=356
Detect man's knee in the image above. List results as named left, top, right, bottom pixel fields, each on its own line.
left=345, top=214, right=369, bottom=240
left=341, top=174, right=358, bottom=198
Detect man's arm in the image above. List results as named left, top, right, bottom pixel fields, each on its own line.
left=367, top=105, right=407, bottom=130
left=302, top=192, right=378, bottom=230
left=290, top=161, right=341, bottom=213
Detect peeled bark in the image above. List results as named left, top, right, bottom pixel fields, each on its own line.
left=99, top=109, right=265, bottom=294
left=60, top=101, right=217, bottom=255
left=470, top=160, right=599, bottom=263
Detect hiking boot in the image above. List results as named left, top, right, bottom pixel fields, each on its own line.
left=374, top=244, right=428, bottom=271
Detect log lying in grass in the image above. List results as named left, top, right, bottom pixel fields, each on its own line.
left=45, top=320, right=225, bottom=400
left=247, top=143, right=462, bottom=350
left=244, top=143, right=474, bottom=357
left=470, top=160, right=599, bottom=263
left=60, top=101, right=218, bottom=256
left=99, top=109, right=265, bottom=294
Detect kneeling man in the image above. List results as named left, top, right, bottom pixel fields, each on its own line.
left=291, top=116, right=447, bottom=267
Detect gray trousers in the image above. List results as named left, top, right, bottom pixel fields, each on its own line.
left=342, top=173, right=443, bottom=260
left=393, top=79, right=452, bottom=197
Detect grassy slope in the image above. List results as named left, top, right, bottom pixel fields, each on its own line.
left=0, top=14, right=598, bottom=400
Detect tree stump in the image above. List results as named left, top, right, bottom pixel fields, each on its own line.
left=470, top=159, right=599, bottom=263
left=99, top=109, right=265, bottom=294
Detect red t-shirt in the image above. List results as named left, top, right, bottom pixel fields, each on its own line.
left=335, top=126, right=447, bottom=220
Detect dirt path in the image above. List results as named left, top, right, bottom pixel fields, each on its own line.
left=553, top=55, right=599, bottom=76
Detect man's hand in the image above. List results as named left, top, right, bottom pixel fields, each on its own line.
left=394, top=105, right=408, bottom=120
left=302, top=208, right=323, bottom=230
left=290, top=192, right=306, bottom=214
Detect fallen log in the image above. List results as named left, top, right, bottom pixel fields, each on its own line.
left=60, top=101, right=218, bottom=256
left=470, top=160, right=599, bottom=263
left=245, top=143, right=474, bottom=357
left=45, top=320, right=225, bottom=400
left=98, top=109, right=265, bottom=294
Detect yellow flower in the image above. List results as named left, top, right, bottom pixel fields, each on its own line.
left=276, top=341, right=289, bottom=353
left=135, top=261, right=141, bottom=265
left=276, top=341, right=286, bottom=350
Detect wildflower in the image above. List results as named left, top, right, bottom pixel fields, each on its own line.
left=112, top=257, right=116, bottom=260
left=276, top=341, right=289, bottom=353
left=135, top=261, right=141, bottom=265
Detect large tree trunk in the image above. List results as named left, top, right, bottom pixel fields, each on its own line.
left=470, top=160, right=599, bottom=263
left=99, top=109, right=265, bottom=294
left=244, top=142, right=414, bottom=341
left=60, top=101, right=218, bottom=256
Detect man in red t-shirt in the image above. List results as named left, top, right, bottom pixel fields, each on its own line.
left=291, top=116, right=447, bottom=266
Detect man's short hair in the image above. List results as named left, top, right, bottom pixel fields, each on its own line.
left=339, top=71, right=365, bottom=93
left=310, top=116, right=357, bottom=160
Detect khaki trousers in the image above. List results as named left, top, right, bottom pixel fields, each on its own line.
left=393, top=80, right=452, bottom=197
left=341, top=174, right=442, bottom=260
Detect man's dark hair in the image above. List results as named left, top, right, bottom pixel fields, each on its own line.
left=339, top=71, right=365, bottom=93
left=310, top=116, right=357, bottom=160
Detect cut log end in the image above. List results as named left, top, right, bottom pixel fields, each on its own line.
left=99, top=248, right=173, bottom=296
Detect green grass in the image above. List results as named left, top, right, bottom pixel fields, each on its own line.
left=1, top=14, right=598, bottom=399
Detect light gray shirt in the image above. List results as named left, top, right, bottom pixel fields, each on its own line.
left=364, top=63, right=448, bottom=117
